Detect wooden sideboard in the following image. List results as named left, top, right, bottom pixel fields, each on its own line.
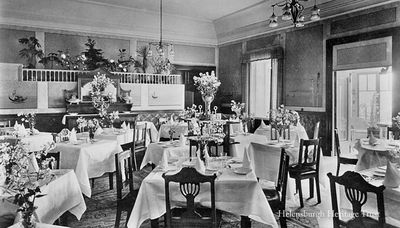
left=66, top=103, right=132, bottom=114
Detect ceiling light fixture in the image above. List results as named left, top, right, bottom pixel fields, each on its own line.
left=148, top=0, right=174, bottom=58
left=269, top=0, right=320, bottom=28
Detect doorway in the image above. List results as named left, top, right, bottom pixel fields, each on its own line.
left=335, top=67, right=392, bottom=152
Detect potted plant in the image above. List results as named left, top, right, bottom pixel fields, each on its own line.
left=18, top=37, right=44, bottom=68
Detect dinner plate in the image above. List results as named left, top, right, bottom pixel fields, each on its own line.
left=378, top=166, right=387, bottom=171
left=123, top=111, right=131, bottom=113
left=233, top=167, right=252, bottom=175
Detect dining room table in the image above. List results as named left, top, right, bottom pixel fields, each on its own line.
left=54, top=138, right=122, bottom=197
left=354, top=138, right=400, bottom=171
left=254, top=123, right=309, bottom=141
left=158, top=121, right=188, bottom=140
left=0, top=169, right=86, bottom=226
left=0, top=131, right=54, bottom=152
left=140, top=140, right=189, bottom=169
left=127, top=157, right=279, bottom=228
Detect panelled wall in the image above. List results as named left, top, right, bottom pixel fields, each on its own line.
left=218, top=2, right=400, bottom=155
left=0, top=27, right=216, bottom=69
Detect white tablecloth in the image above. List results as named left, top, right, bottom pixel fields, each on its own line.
left=140, top=141, right=189, bottom=169
left=354, top=139, right=398, bottom=171
left=339, top=167, right=400, bottom=226
left=10, top=222, right=69, bottom=228
left=55, top=140, right=122, bottom=197
left=254, top=124, right=309, bottom=141
left=1, top=169, right=86, bottom=225
left=1, top=132, right=54, bottom=152
left=158, top=122, right=188, bottom=140
left=127, top=164, right=278, bottom=228
left=230, top=133, right=267, bottom=159
left=137, top=121, right=159, bottom=143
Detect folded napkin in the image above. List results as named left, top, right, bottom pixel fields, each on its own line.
left=195, top=151, right=205, bottom=174
left=28, top=153, right=39, bottom=173
left=95, top=127, right=103, bottom=135
left=13, top=121, right=19, bottom=130
left=368, top=132, right=378, bottom=145
left=69, top=128, right=78, bottom=143
left=242, top=147, right=252, bottom=169
left=383, top=161, right=400, bottom=188
left=159, top=154, right=169, bottom=171
left=179, top=133, right=186, bottom=146
left=121, top=121, right=127, bottom=130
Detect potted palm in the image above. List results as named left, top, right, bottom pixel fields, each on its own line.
left=18, top=37, right=44, bottom=68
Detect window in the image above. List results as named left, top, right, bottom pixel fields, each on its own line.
left=249, top=59, right=278, bottom=118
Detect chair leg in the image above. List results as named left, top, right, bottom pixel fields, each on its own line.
left=279, top=211, right=287, bottom=228
left=115, top=208, right=122, bottom=228
left=296, top=179, right=304, bottom=208
left=316, top=175, right=321, bottom=204
left=336, top=161, right=340, bottom=176
left=91, top=178, right=95, bottom=188
left=309, top=178, right=314, bottom=199
left=109, top=172, right=113, bottom=190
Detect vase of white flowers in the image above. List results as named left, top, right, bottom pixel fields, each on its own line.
left=193, top=71, right=221, bottom=116
left=269, top=105, right=298, bottom=141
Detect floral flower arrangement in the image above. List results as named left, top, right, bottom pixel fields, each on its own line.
left=179, top=104, right=197, bottom=119
left=76, top=118, right=100, bottom=132
left=231, top=100, right=245, bottom=118
left=87, top=119, right=100, bottom=131
left=393, top=112, right=400, bottom=129
left=0, top=141, right=55, bottom=228
left=269, top=104, right=298, bottom=132
left=76, top=117, right=87, bottom=132
left=101, top=111, right=119, bottom=128
left=89, top=72, right=114, bottom=93
left=193, top=71, right=221, bottom=96
left=17, top=112, right=36, bottom=133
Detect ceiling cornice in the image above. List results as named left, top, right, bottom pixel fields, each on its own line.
left=72, top=0, right=214, bottom=23
left=215, top=0, right=399, bottom=45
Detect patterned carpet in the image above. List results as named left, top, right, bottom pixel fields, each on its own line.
left=64, top=166, right=319, bottom=228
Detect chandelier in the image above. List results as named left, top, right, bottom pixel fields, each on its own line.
left=269, top=0, right=320, bottom=28
left=148, top=0, right=174, bottom=59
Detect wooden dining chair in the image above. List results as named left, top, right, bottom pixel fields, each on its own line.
left=334, top=128, right=358, bottom=176
left=288, top=138, right=321, bottom=208
left=162, top=167, right=221, bottom=228
left=261, top=148, right=290, bottom=228
left=387, top=126, right=400, bottom=140
left=121, top=121, right=149, bottom=170
left=313, top=121, right=320, bottom=139
left=327, top=171, right=396, bottom=228
left=42, top=151, right=61, bottom=169
left=114, top=149, right=138, bottom=228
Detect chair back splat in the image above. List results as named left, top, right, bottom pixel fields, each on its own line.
left=327, top=171, right=387, bottom=228
left=162, top=167, right=219, bottom=228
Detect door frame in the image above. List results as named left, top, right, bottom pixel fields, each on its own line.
left=326, top=27, right=399, bottom=155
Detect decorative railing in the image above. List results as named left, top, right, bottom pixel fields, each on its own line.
left=21, top=69, right=182, bottom=84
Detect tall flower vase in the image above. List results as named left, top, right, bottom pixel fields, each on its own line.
left=89, top=129, right=95, bottom=140
left=202, top=94, right=214, bottom=116
left=29, top=122, right=35, bottom=135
